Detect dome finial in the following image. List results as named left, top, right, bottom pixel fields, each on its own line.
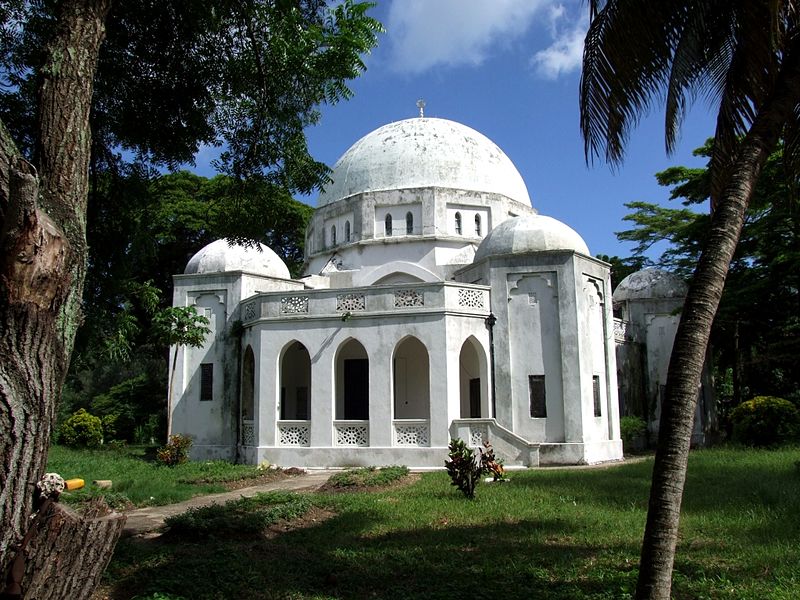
left=416, top=98, right=426, bottom=118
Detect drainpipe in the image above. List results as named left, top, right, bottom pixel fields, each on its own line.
left=485, top=313, right=497, bottom=418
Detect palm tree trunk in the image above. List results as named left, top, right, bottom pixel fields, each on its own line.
left=635, top=54, right=800, bottom=599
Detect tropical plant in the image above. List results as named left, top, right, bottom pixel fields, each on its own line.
left=156, top=434, right=193, bottom=467
left=581, top=2, right=800, bottom=598
left=445, top=438, right=483, bottom=499
left=478, top=440, right=506, bottom=482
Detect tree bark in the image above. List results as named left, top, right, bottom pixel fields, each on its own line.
left=0, top=0, right=113, bottom=597
left=635, top=48, right=800, bottom=600
left=9, top=502, right=126, bottom=600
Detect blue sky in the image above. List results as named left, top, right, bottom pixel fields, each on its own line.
left=203, top=0, right=716, bottom=259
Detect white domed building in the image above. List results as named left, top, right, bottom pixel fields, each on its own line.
left=613, top=268, right=716, bottom=446
left=169, top=116, right=623, bottom=467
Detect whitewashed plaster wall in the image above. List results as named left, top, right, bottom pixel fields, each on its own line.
left=305, top=187, right=535, bottom=275
left=240, top=308, right=490, bottom=467
left=170, top=271, right=301, bottom=460
left=455, top=251, right=622, bottom=464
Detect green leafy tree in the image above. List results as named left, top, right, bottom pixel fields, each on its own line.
left=618, top=143, right=800, bottom=409
left=595, top=254, right=649, bottom=291
left=63, top=172, right=313, bottom=447
left=581, top=2, right=800, bottom=598
left=0, top=1, right=381, bottom=596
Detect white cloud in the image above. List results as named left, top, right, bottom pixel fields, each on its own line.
left=531, top=9, right=587, bottom=79
left=387, top=0, right=551, bottom=73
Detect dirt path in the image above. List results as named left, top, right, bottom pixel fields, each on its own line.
left=122, top=470, right=335, bottom=537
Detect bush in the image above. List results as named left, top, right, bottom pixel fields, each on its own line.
left=445, top=438, right=483, bottom=499
left=730, top=396, right=800, bottom=447
left=59, top=409, right=103, bottom=448
left=479, top=441, right=506, bottom=481
left=620, top=415, right=647, bottom=451
left=326, top=466, right=409, bottom=489
left=156, top=434, right=193, bottom=466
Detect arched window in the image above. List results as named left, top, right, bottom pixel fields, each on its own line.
left=455, top=212, right=462, bottom=235
left=406, top=212, right=413, bottom=235
left=385, top=213, right=393, bottom=237
left=331, top=225, right=336, bottom=246
left=345, top=220, right=351, bottom=242
left=475, top=214, right=482, bottom=237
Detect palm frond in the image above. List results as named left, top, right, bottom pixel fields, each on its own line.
left=581, top=1, right=685, bottom=165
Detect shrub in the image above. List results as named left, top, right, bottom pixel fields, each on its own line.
left=730, top=396, right=800, bottom=447
left=156, top=434, right=193, bottom=466
left=620, top=415, right=647, bottom=451
left=165, top=491, right=310, bottom=538
left=326, top=465, right=409, bottom=489
left=101, top=414, right=118, bottom=442
left=59, top=409, right=103, bottom=448
left=445, top=438, right=484, bottom=499
left=478, top=441, right=506, bottom=481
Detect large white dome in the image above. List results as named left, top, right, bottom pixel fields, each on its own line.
left=317, top=117, right=531, bottom=207
left=185, top=239, right=290, bottom=279
left=474, top=215, right=589, bottom=261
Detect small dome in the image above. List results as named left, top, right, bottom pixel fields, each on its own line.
left=613, top=268, right=687, bottom=301
left=185, top=239, right=290, bottom=279
left=317, top=117, right=531, bottom=207
left=474, top=215, right=589, bottom=261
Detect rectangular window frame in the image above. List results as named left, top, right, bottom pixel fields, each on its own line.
left=529, top=375, right=546, bottom=418
left=593, top=375, right=602, bottom=417
left=200, top=363, right=214, bottom=401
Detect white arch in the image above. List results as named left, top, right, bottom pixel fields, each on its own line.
left=459, top=336, right=489, bottom=418
left=334, top=337, right=369, bottom=420
left=279, top=340, right=311, bottom=420
left=358, top=261, right=439, bottom=286
left=392, top=336, right=430, bottom=419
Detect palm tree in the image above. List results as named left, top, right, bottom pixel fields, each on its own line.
left=580, top=2, right=800, bottom=599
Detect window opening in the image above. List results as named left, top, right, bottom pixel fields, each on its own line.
left=406, top=211, right=413, bottom=235
left=200, top=363, right=213, bottom=401
left=529, top=375, right=546, bottom=418
left=455, top=212, right=462, bottom=235
left=331, top=225, right=336, bottom=246
left=475, top=214, right=482, bottom=236
left=385, top=213, right=393, bottom=237
left=593, top=375, right=602, bottom=417
left=345, top=220, right=351, bottom=242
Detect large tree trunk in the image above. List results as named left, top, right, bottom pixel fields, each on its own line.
left=0, top=1, right=114, bottom=598
left=635, top=51, right=800, bottom=600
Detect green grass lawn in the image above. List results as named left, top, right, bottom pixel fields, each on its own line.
left=98, top=446, right=799, bottom=600
left=47, top=445, right=273, bottom=508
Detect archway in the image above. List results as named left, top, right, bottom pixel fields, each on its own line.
left=241, top=346, right=255, bottom=420
left=280, top=341, right=311, bottom=420
left=393, top=337, right=430, bottom=419
left=335, top=339, right=369, bottom=420
left=240, top=345, right=255, bottom=446
left=459, top=337, right=488, bottom=418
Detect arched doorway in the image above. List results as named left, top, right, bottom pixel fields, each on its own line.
left=459, top=337, right=488, bottom=418
left=240, top=345, right=255, bottom=445
left=335, top=339, right=369, bottom=420
left=393, top=337, right=430, bottom=419
left=280, top=341, right=311, bottom=420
